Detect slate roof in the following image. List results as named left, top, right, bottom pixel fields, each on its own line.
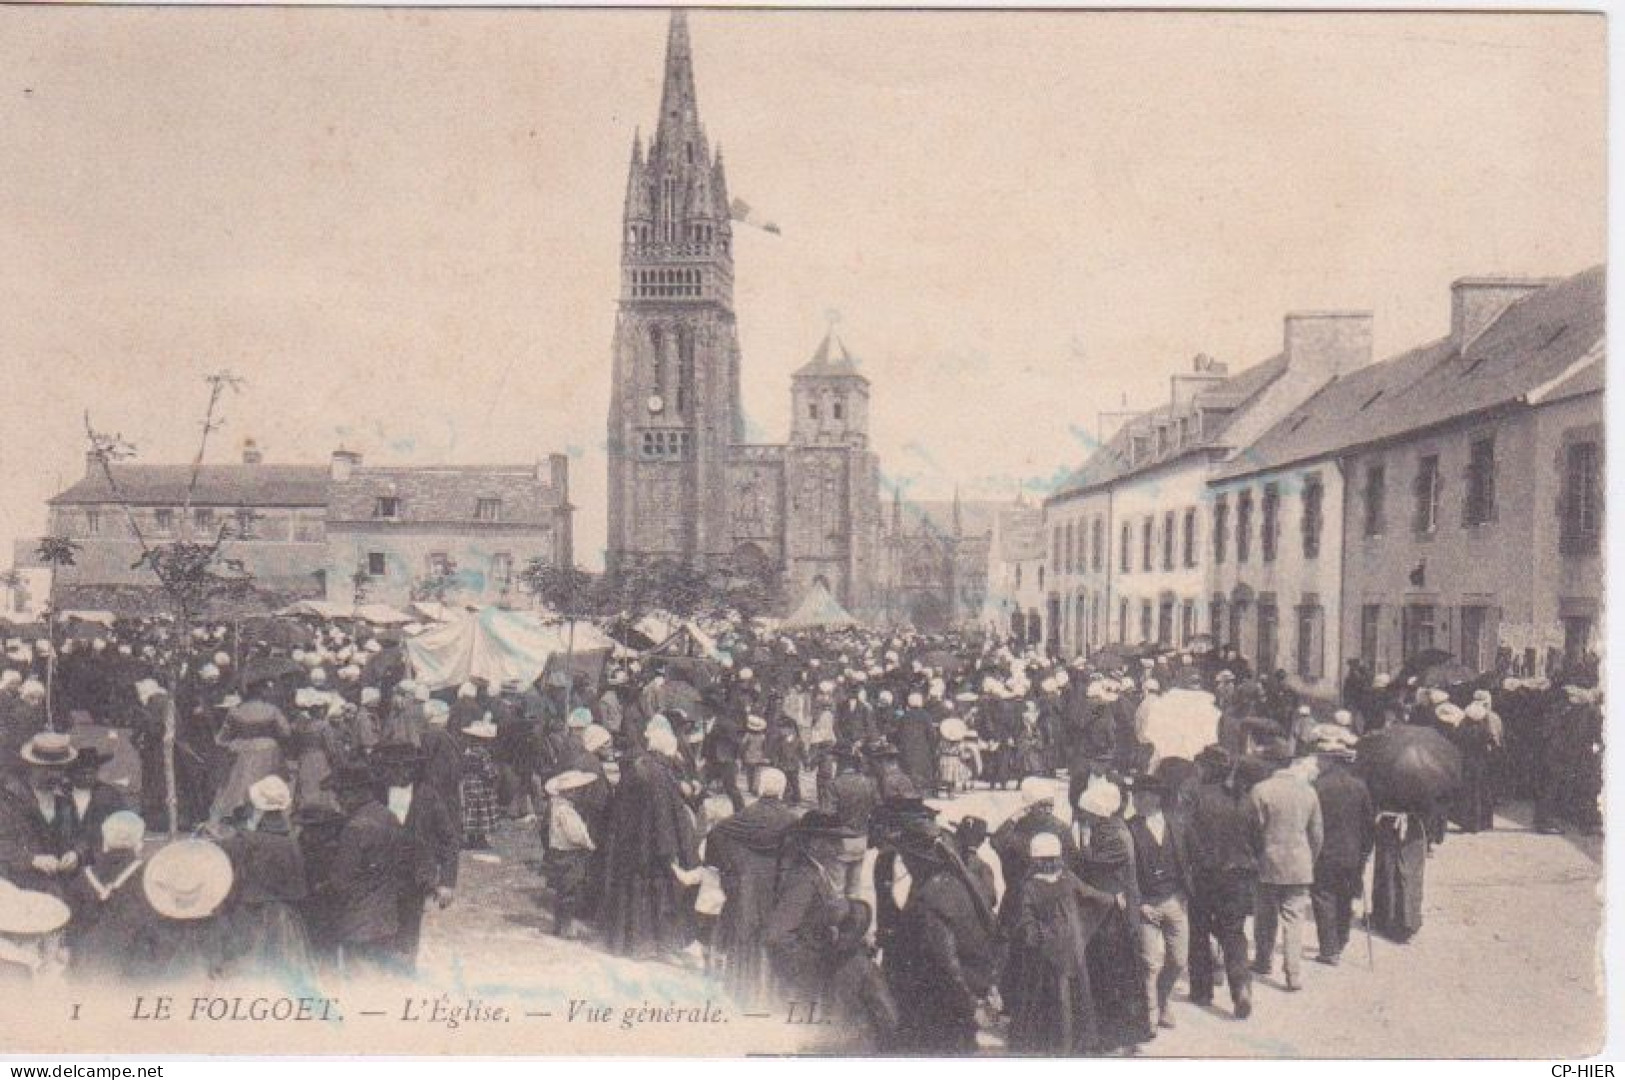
left=50, top=464, right=330, bottom=508
left=1051, top=353, right=1289, bottom=500
left=793, top=331, right=868, bottom=382
left=327, top=466, right=566, bottom=527
left=1216, top=265, right=1605, bottom=481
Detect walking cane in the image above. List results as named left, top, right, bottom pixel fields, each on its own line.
left=1363, top=874, right=1375, bottom=969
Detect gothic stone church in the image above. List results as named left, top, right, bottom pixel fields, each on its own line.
left=605, top=12, right=993, bottom=629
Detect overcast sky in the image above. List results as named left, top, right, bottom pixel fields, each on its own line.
left=0, top=7, right=1604, bottom=569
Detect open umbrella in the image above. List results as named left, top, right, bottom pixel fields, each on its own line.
left=241, top=655, right=305, bottom=688
left=1357, top=724, right=1463, bottom=814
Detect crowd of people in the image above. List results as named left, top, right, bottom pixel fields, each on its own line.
left=0, top=611, right=1605, bottom=1055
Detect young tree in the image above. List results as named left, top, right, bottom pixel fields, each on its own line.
left=59, top=370, right=256, bottom=836
left=518, top=562, right=606, bottom=718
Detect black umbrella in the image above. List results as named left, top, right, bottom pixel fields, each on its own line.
left=241, top=655, right=305, bottom=687
left=1357, top=724, right=1463, bottom=814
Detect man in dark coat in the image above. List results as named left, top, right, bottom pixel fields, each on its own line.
left=893, top=697, right=938, bottom=795
left=705, top=767, right=799, bottom=1005
left=0, top=734, right=81, bottom=895
left=701, top=710, right=745, bottom=812
left=821, top=744, right=879, bottom=835
left=373, top=743, right=460, bottom=967
left=1310, top=742, right=1374, bottom=964
left=598, top=730, right=698, bottom=960
left=1185, top=746, right=1259, bottom=1018
left=877, top=820, right=995, bottom=1056
left=1126, top=774, right=1196, bottom=1031
left=63, top=749, right=128, bottom=870
left=762, top=811, right=860, bottom=1001
left=325, top=763, right=417, bottom=975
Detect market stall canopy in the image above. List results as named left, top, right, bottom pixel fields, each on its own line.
left=277, top=600, right=351, bottom=621
left=406, top=606, right=616, bottom=692
left=410, top=600, right=480, bottom=623
left=782, top=581, right=857, bottom=630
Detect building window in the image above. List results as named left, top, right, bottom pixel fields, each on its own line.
left=193, top=508, right=215, bottom=535
left=1141, top=517, right=1153, bottom=572
left=374, top=496, right=401, bottom=520
left=1014, top=565, right=1022, bottom=590
left=640, top=430, right=692, bottom=460
left=1140, top=600, right=1153, bottom=644
left=1178, top=417, right=1190, bottom=448
left=1180, top=599, right=1195, bottom=645
left=366, top=552, right=386, bottom=577
left=1236, top=491, right=1254, bottom=563
left=490, top=553, right=513, bottom=595
left=84, top=510, right=101, bottom=537
left=1156, top=427, right=1169, bottom=458
left=1402, top=603, right=1436, bottom=661
left=475, top=498, right=501, bottom=522
left=1063, top=521, right=1075, bottom=574
left=1038, top=566, right=1045, bottom=589
left=1091, top=516, right=1103, bottom=571
left=1459, top=605, right=1493, bottom=673
left=1229, top=600, right=1248, bottom=653
left=1119, top=598, right=1130, bottom=643
left=1413, top=455, right=1440, bottom=534
left=1464, top=436, right=1496, bottom=526
left=1257, top=601, right=1279, bottom=672
left=1157, top=599, right=1173, bottom=645
left=1360, top=604, right=1381, bottom=669
left=426, top=552, right=451, bottom=578
left=808, top=400, right=820, bottom=420
left=832, top=397, right=845, bottom=421
left=1120, top=524, right=1132, bottom=573
left=1301, top=474, right=1323, bottom=559
left=1162, top=511, right=1176, bottom=570
left=1182, top=508, right=1197, bottom=568
left=1563, top=616, right=1594, bottom=669
left=1296, top=603, right=1324, bottom=681
left=234, top=508, right=258, bottom=540
left=1090, top=594, right=1100, bottom=646
left=153, top=508, right=175, bottom=536
left=1562, top=441, right=1601, bottom=556
left=1210, top=598, right=1225, bottom=645
left=1363, top=464, right=1386, bottom=537
left=1261, top=483, right=1279, bottom=563
left=1213, top=496, right=1229, bottom=564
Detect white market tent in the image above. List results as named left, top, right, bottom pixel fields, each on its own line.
left=406, top=606, right=617, bottom=691
left=782, top=581, right=858, bottom=630
left=278, top=599, right=351, bottom=620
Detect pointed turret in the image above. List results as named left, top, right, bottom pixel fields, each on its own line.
left=952, top=486, right=964, bottom=537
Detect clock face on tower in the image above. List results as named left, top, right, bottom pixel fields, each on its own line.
left=647, top=394, right=665, bottom=415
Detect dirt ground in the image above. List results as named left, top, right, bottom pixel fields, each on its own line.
left=420, top=786, right=1604, bottom=1058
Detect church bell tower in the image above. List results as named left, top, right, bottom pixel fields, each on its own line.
left=606, top=11, right=743, bottom=574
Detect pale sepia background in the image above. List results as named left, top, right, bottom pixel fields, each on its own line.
left=0, top=7, right=1605, bottom=571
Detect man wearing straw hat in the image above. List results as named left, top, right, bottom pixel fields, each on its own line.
left=0, top=732, right=82, bottom=896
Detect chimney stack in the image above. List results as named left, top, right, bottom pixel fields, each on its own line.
left=1283, top=310, right=1374, bottom=382
left=330, top=448, right=362, bottom=482
left=1451, top=277, right=1550, bottom=352
left=242, top=438, right=263, bottom=465
left=548, top=453, right=570, bottom=504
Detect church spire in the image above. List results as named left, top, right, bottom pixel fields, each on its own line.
left=952, top=486, right=963, bottom=536
left=654, top=10, right=701, bottom=158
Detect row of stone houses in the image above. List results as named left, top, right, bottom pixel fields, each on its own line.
left=19, top=443, right=575, bottom=612
left=987, top=266, right=1604, bottom=701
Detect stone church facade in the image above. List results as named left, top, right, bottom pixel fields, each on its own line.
left=606, top=12, right=998, bottom=629
left=604, top=12, right=883, bottom=615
